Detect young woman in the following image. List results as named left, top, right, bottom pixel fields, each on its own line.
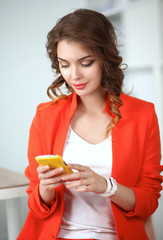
left=18, top=9, right=163, bottom=240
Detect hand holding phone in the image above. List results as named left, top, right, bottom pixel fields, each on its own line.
left=35, top=155, right=73, bottom=174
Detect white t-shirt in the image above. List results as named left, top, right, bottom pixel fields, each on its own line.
left=58, top=126, right=118, bottom=240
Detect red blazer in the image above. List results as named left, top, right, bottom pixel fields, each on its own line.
left=18, top=92, right=163, bottom=240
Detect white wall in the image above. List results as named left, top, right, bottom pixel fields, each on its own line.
left=0, top=1, right=85, bottom=239
left=0, top=0, right=85, bottom=173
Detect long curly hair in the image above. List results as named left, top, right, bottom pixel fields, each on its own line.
left=46, top=8, right=125, bottom=133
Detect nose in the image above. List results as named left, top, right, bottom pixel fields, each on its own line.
left=71, top=66, right=81, bottom=81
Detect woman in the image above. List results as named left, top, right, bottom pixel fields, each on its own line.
left=18, top=9, right=163, bottom=240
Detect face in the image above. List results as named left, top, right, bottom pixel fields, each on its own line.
left=57, top=40, right=103, bottom=98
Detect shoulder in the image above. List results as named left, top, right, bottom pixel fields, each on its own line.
left=36, top=94, right=73, bottom=115
left=31, top=94, right=74, bottom=128
left=118, top=94, right=160, bottom=144
left=119, top=93, right=156, bottom=125
left=120, top=93, right=155, bottom=113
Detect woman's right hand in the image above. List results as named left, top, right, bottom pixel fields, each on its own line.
left=37, top=165, right=65, bottom=206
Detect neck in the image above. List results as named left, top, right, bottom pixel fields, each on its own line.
left=77, top=90, right=107, bottom=114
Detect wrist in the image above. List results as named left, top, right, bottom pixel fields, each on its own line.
left=39, top=185, right=55, bottom=205
left=98, top=177, right=118, bottom=197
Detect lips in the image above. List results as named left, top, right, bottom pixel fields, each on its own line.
left=73, top=83, right=87, bottom=90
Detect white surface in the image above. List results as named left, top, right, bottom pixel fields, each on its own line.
left=0, top=186, right=28, bottom=200
left=6, top=198, right=22, bottom=240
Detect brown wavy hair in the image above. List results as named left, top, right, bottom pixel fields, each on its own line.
left=46, top=8, right=125, bottom=132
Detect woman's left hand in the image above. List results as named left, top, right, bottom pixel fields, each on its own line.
left=61, top=163, right=107, bottom=194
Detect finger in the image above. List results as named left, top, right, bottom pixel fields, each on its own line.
left=61, top=171, right=87, bottom=181
left=66, top=178, right=89, bottom=189
left=38, top=167, right=64, bottom=180
left=37, top=165, right=50, bottom=173
left=40, top=171, right=70, bottom=185
left=41, top=181, right=64, bottom=190
left=40, top=177, right=64, bottom=186
left=74, top=185, right=93, bottom=193
left=67, top=163, right=89, bottom=172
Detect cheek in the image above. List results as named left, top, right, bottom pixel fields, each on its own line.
left=91, top=65, right=102, bottom=80
left=60, top=69, right=70, bottom=82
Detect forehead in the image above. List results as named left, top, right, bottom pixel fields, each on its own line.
left=57, top=40, right=93, bottom=59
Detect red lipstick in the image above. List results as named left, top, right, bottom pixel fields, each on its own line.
left=73, top=83, right=87, bottom=90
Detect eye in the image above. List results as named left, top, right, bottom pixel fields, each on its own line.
left=60, top=64, right=69, bottom=68
left=81, top=60, right=95, bottom=67
left=58, top=61, right=69, bottom=68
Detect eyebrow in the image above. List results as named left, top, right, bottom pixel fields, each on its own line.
left=58, top=55, right=92, bottom=62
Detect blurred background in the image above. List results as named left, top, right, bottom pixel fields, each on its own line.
left=0, top=0, right=162, bottom=239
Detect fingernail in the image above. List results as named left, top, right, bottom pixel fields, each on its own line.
left=45, top=165, right=50, bottom=169
left=61, top=176, right=66, bottom=180
left=59, top=167, right=64, bottom=171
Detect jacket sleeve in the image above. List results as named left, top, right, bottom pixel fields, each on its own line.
left=25, top=105, right=61, bottom=219
left=125, top=104, right=163, bottom=218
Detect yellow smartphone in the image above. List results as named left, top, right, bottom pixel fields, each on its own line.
left=35, top=155, right=73, bottom=174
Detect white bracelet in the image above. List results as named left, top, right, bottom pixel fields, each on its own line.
left=98, top=177, right=118, bottom=197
